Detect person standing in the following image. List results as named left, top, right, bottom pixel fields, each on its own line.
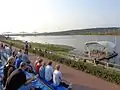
left=24, top=41, right=29, bottom=55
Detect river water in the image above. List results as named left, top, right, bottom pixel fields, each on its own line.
left=11, top=35, right=120, bottom=64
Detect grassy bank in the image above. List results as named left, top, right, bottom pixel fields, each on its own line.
left=1, top=39, right=120, bottom=85
left=1, top=39, right=74, bottom=58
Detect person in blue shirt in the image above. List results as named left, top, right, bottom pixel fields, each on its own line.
left=25, top=61, right=35, bottom=74
left=22, top=51, right=30, bottom=64
left=39, top=62, right=46, bottom=79
left=5, top=45, right=11, bottom=57
left=15, top=54, right=22, bottom=69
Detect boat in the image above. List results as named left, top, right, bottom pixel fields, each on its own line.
left=83, top=41, right=118, bottom=61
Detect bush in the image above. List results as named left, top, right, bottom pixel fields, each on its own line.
left=2, top=40, right=120, bottom=85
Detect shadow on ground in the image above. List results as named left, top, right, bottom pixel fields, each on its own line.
left=72, top=84, right=98, bottom=90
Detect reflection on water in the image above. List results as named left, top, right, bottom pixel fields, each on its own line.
left=11, top=35, right=120, bottom=64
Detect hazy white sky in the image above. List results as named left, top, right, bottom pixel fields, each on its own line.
left=0, top=0, right=120, bottom=33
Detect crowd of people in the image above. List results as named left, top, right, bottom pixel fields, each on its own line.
left=35, top=58, right=69, bottom=88
left=0, top=42, right=71, bottom=90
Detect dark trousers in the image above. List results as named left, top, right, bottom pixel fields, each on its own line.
left=25, top=49, right=28, bottom=54
left=60, top=82, right=69, bottom=88
left=3, top=78, right=7, bottom=87
left=34, top=88, right=42, bottom=90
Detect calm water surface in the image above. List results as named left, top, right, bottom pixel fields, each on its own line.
left=11, top=35, right=120, bottom=64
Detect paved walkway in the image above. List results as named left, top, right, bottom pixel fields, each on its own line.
left=29, top=54, right=120, bottom=90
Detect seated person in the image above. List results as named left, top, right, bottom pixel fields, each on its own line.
left=22, top=51, right=30, bottom=63
left=53, top=65, right=69, bottom=88
left=15, top=53, right=23, bottom=68
left=5, top=45, right=11, bottom=57
left=5, top=62, right=37, bottom=90
left=45, top=61, right=53, bottom=82
left=26, top=61, right=35, bottom=74
left=12, top=51, right=17, bottom=58
left=39, top=62, right=46, bottom=79
left=35, top=59, right=43, bottom=74
left=34, top=57, right=40, bottom=67
left=3, top=56, right=15, bottom=87
left=17, top=50, right=22, bottom=57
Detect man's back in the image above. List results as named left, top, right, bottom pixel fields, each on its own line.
left=53, top=70, right=62, bottom=86
left=39, top=66, right=45, bottom=79
left=24, top=42, right=28, bottom=50
left=5, top=69, right=26, bottom=90
left=45, top=65, right=53, bottom=81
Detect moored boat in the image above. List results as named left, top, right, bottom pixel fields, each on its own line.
left=83, top=41, right=118, bottom=61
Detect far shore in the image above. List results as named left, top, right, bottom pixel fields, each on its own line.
left=3, top=34, right=120, bottom=37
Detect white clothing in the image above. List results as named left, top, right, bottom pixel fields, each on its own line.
left=45, top=65, right=53, bottom=81
left=5, top=46, right=10, bottom=50
left=17, top=52, right=22, bottom=57
left=53, top=70, right=62, bottom=86
left=5, top=47, right=10, bottom=54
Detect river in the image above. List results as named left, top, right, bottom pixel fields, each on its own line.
left=11, top=35, right=120, bottom=64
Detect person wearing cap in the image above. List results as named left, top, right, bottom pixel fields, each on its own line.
left=3, top=56, right=15, bottom=87
left=5, top=62, right=37, bottom=90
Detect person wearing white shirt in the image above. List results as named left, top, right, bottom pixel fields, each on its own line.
left=53, top=65, right=62, bottom=86
left=45, top=61, right=53, bottom=82
left=53, top=65, right=69, bottom=88
left=5, top=45, right=11, bottom=57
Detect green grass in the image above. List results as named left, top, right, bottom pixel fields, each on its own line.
left=30, top=42, right=74, bottom=52
left=2, top=39, right=74, bottom=55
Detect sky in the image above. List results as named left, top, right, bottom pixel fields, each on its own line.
left=0, top=0, right=120, bottom=33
